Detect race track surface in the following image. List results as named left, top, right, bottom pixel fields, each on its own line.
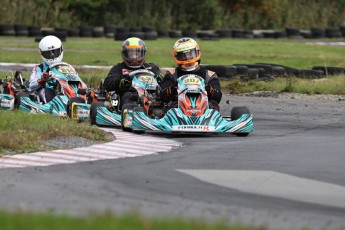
left=0, top=94, right=345, bottom=229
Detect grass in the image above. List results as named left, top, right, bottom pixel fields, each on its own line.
left=0, top=36, right=344, bottom=69
left=0, top=110, right=111, bottom=155
left=1, top=36, right=345, bottom=153
left=223, top=75, right=345, bottom=95
left=0, top=210, right=256, bottom=230
left=2, top=36, right=340, bottom=229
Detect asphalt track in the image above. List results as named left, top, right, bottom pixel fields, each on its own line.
left=0, top=94, right=345, bottom=229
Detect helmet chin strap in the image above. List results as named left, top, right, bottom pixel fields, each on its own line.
left=181, top=62, right=199, bottom=71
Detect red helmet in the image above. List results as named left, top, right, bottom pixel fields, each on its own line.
left=121, top=37, right=146, bottom=68
left=173, top=37, right=201, bottom=71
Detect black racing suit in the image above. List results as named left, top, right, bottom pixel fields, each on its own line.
left=160, top=66, right=222, bottom=110
left=103, top=62, right=163, bottom=108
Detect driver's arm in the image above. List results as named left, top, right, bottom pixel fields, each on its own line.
left=206, top=72, right=222, bottom=103
left=160, top=71, right=177, bottom=103
left=103, top=65, right=123, bottom=92
left=28, top=64, right=44, bottom=91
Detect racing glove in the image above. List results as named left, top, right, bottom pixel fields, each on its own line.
left=205, top=84, right=222, bottom=102
left=38, top=72, right=51, bottom=86
left=162, top=85, right=177, bottom=98
left=154, top=73, right=163, bottom=85
left=118, top=75, right=132, bottom=91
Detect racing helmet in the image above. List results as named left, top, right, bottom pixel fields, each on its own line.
left=173, top=37, right=201, bottom=71
left=121, top=37, right=147, bottom=68
left=39, top=35, right=63, bottom=65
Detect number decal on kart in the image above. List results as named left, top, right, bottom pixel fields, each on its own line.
left=57, top=66, right=76, bottom=74
left=139, top=75, right=155, bottom=83
left=183, top=76, right=201, bottom=85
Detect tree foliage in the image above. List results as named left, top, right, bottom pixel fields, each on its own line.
left=0, top=0, right=344, bottom=29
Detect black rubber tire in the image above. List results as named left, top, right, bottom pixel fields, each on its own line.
left=67, top=28, right=80, bottom=37
left=298, top=69, right=325, bottom=79
left=79, top=26, right=93, bottom=37
left=157, top=29, right=169, bottom=38
left=142, top=26, right=156, bottom=32
left=203, top=65, right=226, bottom=78
left=28, top=28, right=42, bottom=37
left=121, top=103, right=136, bottom=132
left=312, top=66, right=345, bottom=76
left=216, top=29, right=232, bottom=38
left=114, top=32, right=131, bottom=41
left=231, top=106, right=250, bottom=137
left=310, top=27, right=325, bottom=38
left=325, top=28, right=342, bottom=38
left=132, top=107, right=145, bottom=134
left=168, top=30, right=182, bottom=38
left=15, top=92, right=29, bottom=109
left=144, top=31, right=158, bottom=40
left=130, top=32, right=145, bottom=40
left=90, top=101, right=104, bottom=125
left=67, top=97, right=86, bottom=118
left=233, top=65, right=249, bottom=77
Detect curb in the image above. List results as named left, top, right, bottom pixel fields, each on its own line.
left=0, top=128, right=182, bottom=169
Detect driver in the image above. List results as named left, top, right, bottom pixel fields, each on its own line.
left=160, top=37, right=222, bottom=110
left=103, top=37, right=163, bottom=109
left=29, top=35, right=64, bottom=103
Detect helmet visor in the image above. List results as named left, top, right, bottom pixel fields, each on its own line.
left=123, top=47, right=145, bottom=60
left=40, top=47, right=63, bottom=59
left=175, top=48, right=198, bottom=61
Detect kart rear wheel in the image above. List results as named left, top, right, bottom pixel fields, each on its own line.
left=231, top=106, right=250, bottom=137
left=67, top=97, right=85, bottom=118
left=90, top=101, right=104, bottom=125
left=121, top=103, right=135, bottom=132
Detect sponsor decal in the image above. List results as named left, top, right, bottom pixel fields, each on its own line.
left=138, top=75, right=155, bottom=83
left=183, top=76, right=201, bottom=85
left=57, top=65, right=76, bottom=74
left=187, top=109, right=201, bottom=114
left=172, top=125, right=215, bottom=131
left=122, top=69, right=130, bottom=75
left=78, top=109, right=90, bottom=118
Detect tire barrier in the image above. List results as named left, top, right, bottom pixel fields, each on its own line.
left=202, top=63, right=344, bottom=81
left=1, top=24, right=345, bottom=40
left=14, top=24, right=28, bottom=36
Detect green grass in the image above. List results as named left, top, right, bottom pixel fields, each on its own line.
left=1, top=36, right=344, bottom=93
left=0, top=210, right=257, bottom=230
left=223, top=75, right=345, bottom=95
left=0, top=36, right=344, bottom=69
left=0, top=110, right=111, bottom=155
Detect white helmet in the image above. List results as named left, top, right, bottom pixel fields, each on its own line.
left=39, top=35, right=63, bottom=65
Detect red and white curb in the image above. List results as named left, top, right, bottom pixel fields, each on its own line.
left=0, top=128, right=182, bottom=169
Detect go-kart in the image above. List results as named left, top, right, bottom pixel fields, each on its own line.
left=0, top=70, right=28, bottom=111
left=90, top=69, right=163, bottom=128
left=15, top=62, right=95, bottom=121
left=124, top=74, right=254, bottom=136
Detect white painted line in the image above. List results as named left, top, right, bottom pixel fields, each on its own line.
left=177, top=170, right=345, bottom=209
left=52, top=149, right=123, bottom=159
left=11, top=154, right=72, bottom=164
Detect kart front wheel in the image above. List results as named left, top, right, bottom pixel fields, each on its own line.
left=231, top=106, right=250, bottom=137
left=67, top=97, right=85, bottom=118
left=132, top=107, right=145, bottom=134
left=15, top=92, right=29, bottom=109
left=90, top=101, right=104, bottom=125
left=121, top=103, right=135, bottom=132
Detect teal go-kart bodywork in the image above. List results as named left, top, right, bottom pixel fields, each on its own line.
left=90, top=69, right=162, bottom=127
left=122, top=74, right=254, bottom=136
left=15, top=62, right=91, bottom=121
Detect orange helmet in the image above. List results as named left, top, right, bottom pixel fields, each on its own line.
left=173, top=37, right=201, bottom=71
